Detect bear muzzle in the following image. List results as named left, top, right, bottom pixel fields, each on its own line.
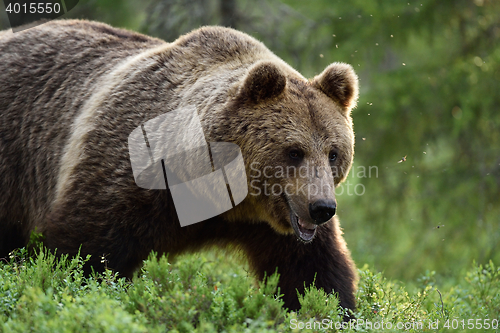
left=289, top=199, right=336, bottom=243
left=309, top=199, right=336, bottom=224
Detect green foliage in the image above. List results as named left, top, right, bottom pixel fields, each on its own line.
left=295, top=277, right=344, bottom=321
left=27, top=229, right=44, bottom=249
left=64, top=0, right=146, bottom=30
left=1, top=249, right=499, bottom=332
left=127, top=252, right=286, bottom=331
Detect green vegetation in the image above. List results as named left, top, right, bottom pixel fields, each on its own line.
left=1, top=248, right=499, bottom=332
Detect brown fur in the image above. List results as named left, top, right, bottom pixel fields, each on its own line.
left=0, top=20, right=358, bottom=312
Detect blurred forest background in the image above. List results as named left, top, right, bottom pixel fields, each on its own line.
left=1, top=0, right=498, bottom=287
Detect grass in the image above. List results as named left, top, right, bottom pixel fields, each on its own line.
left=0, top=246, right=498, bottom=332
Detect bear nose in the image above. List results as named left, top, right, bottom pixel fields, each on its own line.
left=309, top=200, right=336, bottom=224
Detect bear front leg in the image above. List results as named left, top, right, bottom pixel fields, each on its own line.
left=238, top=219, right=357, bottom=314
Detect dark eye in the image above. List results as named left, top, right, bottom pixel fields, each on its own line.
left=289, top=149, right=304, bottom=161
left=329, top=151, right=338, bottom=162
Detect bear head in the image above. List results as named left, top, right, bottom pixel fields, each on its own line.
left=217, top=61, right=358, bottom=242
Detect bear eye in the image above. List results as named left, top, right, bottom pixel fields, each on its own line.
left=288, top=149, right=304, bottom=161
left=329, top=151, right=338, bottom=162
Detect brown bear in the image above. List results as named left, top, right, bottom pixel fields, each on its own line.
left=0, top=20, right=358, bottom=313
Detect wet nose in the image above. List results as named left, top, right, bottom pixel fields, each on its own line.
left=309, top=200, right=336, bottom=224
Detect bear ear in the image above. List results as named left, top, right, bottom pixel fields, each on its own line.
left=240, top=61, right=287, bottom=103
left=311, top=62, right=359, bottom=114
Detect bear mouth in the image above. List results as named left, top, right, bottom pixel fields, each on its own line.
left=289, top=210, right=317, bottom=243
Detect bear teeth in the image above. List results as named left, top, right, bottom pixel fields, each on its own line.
left=296, top=216, right=317, bottom=242
left=298, top=218, right=317, bottom=231
left=289, top=210, right=317, bottom=243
